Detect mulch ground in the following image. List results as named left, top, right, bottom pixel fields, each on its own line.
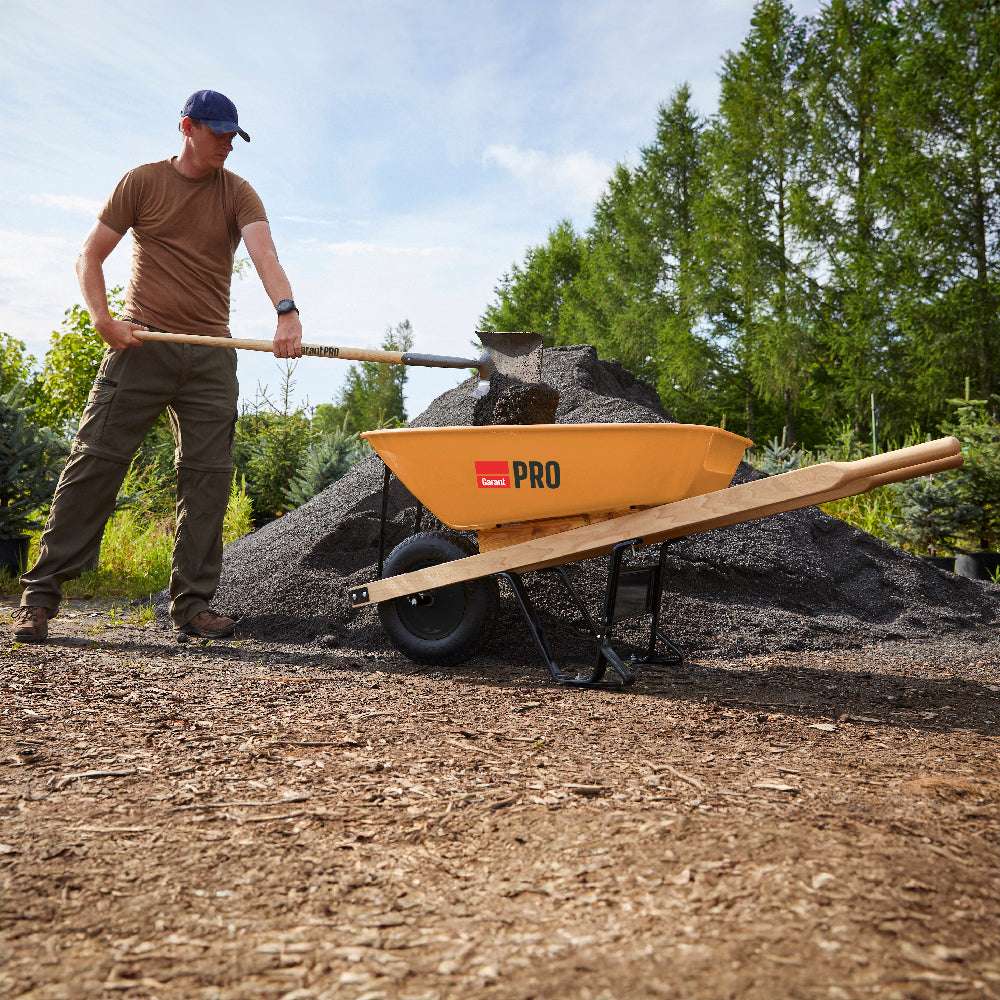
left=2, top=597, right=999, bottom=1000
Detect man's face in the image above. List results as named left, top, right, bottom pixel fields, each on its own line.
left=183, top=117, right=236, bottom=167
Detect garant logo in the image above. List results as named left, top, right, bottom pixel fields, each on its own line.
left=475, top=460, right=511, bottom=489
left=474, top=460, right=561, bottom=489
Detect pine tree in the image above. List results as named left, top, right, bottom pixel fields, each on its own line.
left=701, top=0, right=816, bottom=443
left=0, top=389, right=66, bottom=538
left=883, top=0, right=1000, bottom=420
left=558, top=163, right=663, bottom=381
left=285, top=426, right=361, bottom=508
left=480, top=221, right=584, bottom=342
left=801, top=0, right=900, bottom=437
left=335, top=320, right=414, bottom=433
left=723, top=0, right=815, bottom=445
left=640, top=86, right=722, bottom=421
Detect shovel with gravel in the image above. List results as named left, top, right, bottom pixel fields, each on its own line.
left=132, top=328, right=544, bottom=403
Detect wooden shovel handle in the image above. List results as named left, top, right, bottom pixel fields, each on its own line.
left=132, top=330, right=405, bottom=364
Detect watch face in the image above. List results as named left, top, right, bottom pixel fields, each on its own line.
left=277, top=299, right=296, bottom=315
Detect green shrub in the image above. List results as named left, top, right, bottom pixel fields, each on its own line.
left=892, top=474, right=976, bottom=555
left=0, top=389, right=67, bottom=539
left=941, top=394, right=1000, bottom=551
left=285, top=428, right=361, bottom=508
left=0, top=475, right=254, bottom=599
left=822, top=488, right=904, bottom=544
left=33, top=291, right=125, bottom=432
left=0, top=333, right=36, bottom=395
left=223, top=475, right=254, bottom=543
left=753, top=436, right=805, bottom=475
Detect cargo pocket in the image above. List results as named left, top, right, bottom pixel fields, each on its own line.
left=75, top=375, right=119, bottom=448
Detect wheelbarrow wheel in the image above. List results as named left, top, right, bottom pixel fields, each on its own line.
left=378, top=531, right=497, bottom=667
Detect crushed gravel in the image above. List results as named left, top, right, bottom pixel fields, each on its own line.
left=172, top=345, right=998, bottom=661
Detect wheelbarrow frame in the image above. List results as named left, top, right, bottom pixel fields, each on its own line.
left=369, top=462, right=681, bottom=686
left=349, top=436, right=963, bottom=687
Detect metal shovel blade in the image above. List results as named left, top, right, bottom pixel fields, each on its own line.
left=474, top=331, right=544, bottom=396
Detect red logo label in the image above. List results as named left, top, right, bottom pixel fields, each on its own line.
left=475, top=460, right=511, bottom=489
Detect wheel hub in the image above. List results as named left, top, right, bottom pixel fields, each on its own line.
left=396, top=584, right=466, bottom=640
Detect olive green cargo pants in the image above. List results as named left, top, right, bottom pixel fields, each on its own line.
left=20, top=339, right=238, bottom=628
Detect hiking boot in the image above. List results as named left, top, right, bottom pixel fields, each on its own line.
left=11, top=606, right=53, bottom=643
left=180, top=609, right=236, bottom=639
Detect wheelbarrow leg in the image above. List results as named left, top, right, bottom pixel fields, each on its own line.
left=377, top=462, right=392, bottom=579
left=634, top=543, right=684, bottom=668
left=549, top=566, right=634, bottom=686
left=499, top=571, right=565, bottom=684
left=499, top=569, right=634, bottom=689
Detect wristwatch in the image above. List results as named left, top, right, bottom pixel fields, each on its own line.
left=276, top=298, right=299, bottom=316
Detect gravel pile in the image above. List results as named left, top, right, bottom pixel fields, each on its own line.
left=183, top=345, right=997, bottom=660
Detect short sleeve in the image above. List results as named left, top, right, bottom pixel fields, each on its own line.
left=234, top=179, right=268, bottom=231
left=98, top=169, right=140, bottom=235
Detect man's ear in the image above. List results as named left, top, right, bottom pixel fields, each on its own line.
left=179, top=115, right=196, bottom=137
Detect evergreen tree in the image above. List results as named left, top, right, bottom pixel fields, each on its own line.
left=0, top=389, right=66, bottom=538
left=640, top=86, right=722, bottom=421
left=332, top=320, right=414, bottom=434
left=715, top=0, right=814, bottom=444
left=558, top=163, right=662, bottom=381
left=884, top=0, right=1000, bottom=419
left=480, top=221, right=584, bottom=342
left=559, top=85, right=719, bottom=413
left=801, top=0, right=900, bottom=437
left=233, top=364, right=314, bottom=525
left=700, top=50, right=778, bottom=439
left=284, top=427, right=361, bottom=508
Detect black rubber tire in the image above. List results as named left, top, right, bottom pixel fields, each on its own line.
left=378, top=531, right=498, bottom=667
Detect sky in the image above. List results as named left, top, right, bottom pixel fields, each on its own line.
left=0, top=0, right=821, bottom=419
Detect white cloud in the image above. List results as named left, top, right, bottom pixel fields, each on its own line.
left=313, top=240, right=454, bottom=259
left=482, top=144, right=612, bottom=208
left=280, top=215, right=343, bottom=226
left=28, top=193, right=103, bottom=216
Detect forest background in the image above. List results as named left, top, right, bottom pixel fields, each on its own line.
left=1, top=0, right=997, bottom=597
left=483, top=0, right=998, bottom=450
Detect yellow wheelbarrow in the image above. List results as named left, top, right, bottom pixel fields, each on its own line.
left=348, top=425, right=962, bottom=688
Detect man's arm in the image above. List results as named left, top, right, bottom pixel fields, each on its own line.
left=242, top=221, right=303, bottom=359
left=76, top=221, right=146, bottom=350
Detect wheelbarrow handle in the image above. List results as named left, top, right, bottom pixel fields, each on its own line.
left=835, top=436, right=961, bottom=479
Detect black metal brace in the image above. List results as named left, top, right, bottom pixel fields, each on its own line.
left=500, top=538, right=683, bottom=688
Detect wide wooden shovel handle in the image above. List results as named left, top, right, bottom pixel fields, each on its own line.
left=133, top=330, right=405, bottom=364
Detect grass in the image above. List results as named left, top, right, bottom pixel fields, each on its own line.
left=0, top=476, right=254, bottom=601
left=748, top=432, right=916, bottom=551
left=820, top=487, right=904, bottom=542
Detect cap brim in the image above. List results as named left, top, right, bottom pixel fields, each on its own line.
left=202, top=119, right=250, bottom=142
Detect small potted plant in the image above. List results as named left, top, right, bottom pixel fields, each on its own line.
left=894, top=473, right=973, bottom=571
left=0, top=390, right=64, bottom=573
left=944, top=392, right=1000, bottom=581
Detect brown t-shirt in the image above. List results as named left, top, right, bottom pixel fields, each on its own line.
left=99, top=158, right=267, bottom=337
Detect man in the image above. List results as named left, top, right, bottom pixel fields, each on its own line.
left=12, top=90, right=302, bottom=642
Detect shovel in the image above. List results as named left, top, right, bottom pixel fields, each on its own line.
left=132, top=328, right=543, bottom=397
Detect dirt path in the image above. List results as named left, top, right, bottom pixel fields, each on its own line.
left=2, top=598, right=999, bottom=999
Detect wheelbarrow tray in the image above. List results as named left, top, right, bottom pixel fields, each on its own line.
left=361, top=423, right=753, bottom=531
left=349, top=437, right=962, bottom=610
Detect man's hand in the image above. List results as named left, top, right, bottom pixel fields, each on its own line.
left=96, top=317, right=146, bottom=351
left=273, top=312, right=303, bottom=359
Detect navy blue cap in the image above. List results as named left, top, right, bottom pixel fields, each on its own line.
left=181, top=90, right=250, bottom=142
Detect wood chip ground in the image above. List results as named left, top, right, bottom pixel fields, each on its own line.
left=2, top=598, right=999, bottom=999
